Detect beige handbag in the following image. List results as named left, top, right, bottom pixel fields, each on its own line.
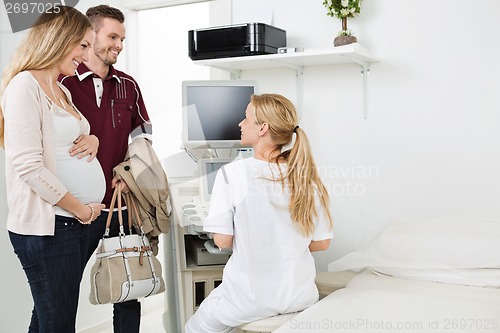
left=89, top=185, right=165, bottom=304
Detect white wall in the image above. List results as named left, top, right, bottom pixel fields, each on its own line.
left=2, top=0, right=500, bottom=331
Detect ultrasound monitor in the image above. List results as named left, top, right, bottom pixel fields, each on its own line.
left=182, top=80, right=257, bottom=149
left=198, top=157, right=235, bottom=203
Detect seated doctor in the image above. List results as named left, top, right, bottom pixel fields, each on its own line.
left=185, top=93, right=334, bottom=333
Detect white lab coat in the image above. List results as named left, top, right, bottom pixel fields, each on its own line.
left=203, top=157, right=333, bottom=327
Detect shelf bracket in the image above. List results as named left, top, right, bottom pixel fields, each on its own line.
left=343, top=55, right=372, bottom=119
left=360, top=65, right=371, bottom=119
left=296, top=66, right=305, bottom=119
left=271, top=60, right=305, bottom=118
left=229, top=69, right=243, bottom=80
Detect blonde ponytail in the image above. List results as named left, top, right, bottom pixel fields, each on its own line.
left=251, top=94, right=333, bottom=236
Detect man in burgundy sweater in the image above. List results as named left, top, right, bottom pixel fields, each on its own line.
left=60, top=5, right=152, bottom=333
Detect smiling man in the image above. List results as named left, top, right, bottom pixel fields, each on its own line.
left=59, top=5, right=152, bottom=333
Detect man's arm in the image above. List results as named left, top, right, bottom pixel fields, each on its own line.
left=129, top=76, right=153, bottom=142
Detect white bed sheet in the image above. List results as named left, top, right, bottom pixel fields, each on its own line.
left=274, top=271, right=500, bottom=332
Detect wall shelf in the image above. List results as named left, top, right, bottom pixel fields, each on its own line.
left=192, top=43, right=380, bottom=118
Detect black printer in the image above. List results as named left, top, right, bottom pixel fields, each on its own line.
left=188, top=23, right=286, bottom=60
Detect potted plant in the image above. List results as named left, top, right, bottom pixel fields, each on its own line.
left=322, top=0, right=362, bottom=46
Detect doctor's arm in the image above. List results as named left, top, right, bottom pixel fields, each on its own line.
left=309, top=239, right=330, bottom=252
left=214, top=233, right=234, bottom=250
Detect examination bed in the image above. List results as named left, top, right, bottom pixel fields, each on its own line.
left=275, top=215, right=500, bottom=333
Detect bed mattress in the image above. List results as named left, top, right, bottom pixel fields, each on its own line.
left=274, top=271, right=500, bottom=332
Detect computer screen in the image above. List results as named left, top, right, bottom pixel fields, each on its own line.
left=182, top=80, right=257, bottom=149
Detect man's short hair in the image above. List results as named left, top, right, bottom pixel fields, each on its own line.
left=86, top=5, right=125, bottom=30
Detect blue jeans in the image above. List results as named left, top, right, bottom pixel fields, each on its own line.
left=9, top=215, right=89, bottom=333
left=87, top=210, right=141, bottom=333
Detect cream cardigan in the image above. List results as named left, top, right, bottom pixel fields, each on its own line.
left=2, top=71, right=85, bottom=236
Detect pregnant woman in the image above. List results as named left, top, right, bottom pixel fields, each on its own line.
left=0, top=6, right=106, bottom=333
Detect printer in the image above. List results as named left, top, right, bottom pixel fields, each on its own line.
left=188, top=23, right=286, bottom=60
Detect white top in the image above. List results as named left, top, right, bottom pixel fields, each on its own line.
left=203, top=157, right=333, bottom=326
left=51, top=103, right=105, bottom=217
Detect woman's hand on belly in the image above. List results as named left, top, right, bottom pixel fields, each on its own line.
left=70, top=134, right=99, bottom=161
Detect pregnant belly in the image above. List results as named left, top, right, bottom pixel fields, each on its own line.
left=55, top=156, right=106, bottom=216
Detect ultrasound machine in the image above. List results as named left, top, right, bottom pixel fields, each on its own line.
left=164, top=80, right=257, bottom=331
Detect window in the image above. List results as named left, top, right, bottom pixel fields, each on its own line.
left=135, top=3, right=210, bottom=161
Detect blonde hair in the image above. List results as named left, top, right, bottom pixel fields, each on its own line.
left=0, top=5, right=91, bottom=147
left=251, top=93, right=333, bottom=237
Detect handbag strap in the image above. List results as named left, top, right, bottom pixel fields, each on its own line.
left=124, top=193, right=146, bottom=234
left=104, top=185, right=133, bottom=236
left=104, top=186, right=119, bottom=236
left=117, top=185, right=124, bottom=233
